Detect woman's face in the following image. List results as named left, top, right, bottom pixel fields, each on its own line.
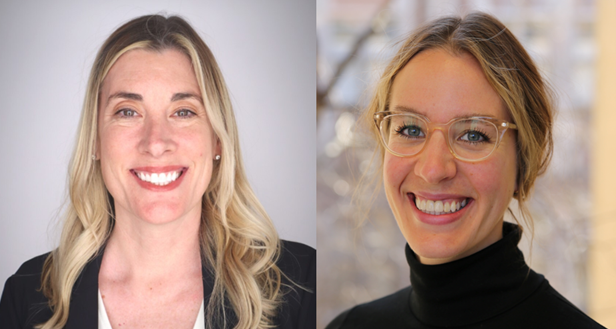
left=98, top=49, right=219, bottom=226
left=384, top=48, right=517, bottom=265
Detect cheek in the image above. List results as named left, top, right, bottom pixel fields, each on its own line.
left=383, top=153, right=412, bottom=193
left=183, top=128, right=215, bottom=182
left=192, top=131, right=214, bottom=159
left=100, top=127, right=138, bottom=162
left=184, top=123, right=216, bottom=155
left=468, top=155, right=517, bottom=204
left=99, top=126, right=123, bottom=160
left=98, top=128, right=136, bottom=187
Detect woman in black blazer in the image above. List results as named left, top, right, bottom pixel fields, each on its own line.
left=0, top=15, right=315, bottom=329
left=327, top=12, right=604, bottom=329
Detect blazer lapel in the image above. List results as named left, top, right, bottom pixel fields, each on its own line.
left=64, top=250, right=104, bottom=329
left=201, top=263, right=237, bottom=328
left=202, top=265, right=214, bottom=327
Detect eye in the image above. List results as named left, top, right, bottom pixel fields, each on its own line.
left=175, top=109, right=196, bottom=118
left=116, top=108, right=139, bottom=118
left=459, top=130, right=488, bottom=143
left=395, top=124, right=425, bottom=138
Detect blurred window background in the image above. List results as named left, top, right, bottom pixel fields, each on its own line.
left=317, top=0, right=615, bottom=328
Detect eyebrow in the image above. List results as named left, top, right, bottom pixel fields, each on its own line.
left=390, top=105, right=495, bottom=119
left=107, top=92, right=142, bottom=104
left=106, top=92, right=203, bottom=105
left=170, top=92, right=202, bottom=102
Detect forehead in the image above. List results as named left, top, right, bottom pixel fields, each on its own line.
left=389, top=48, right=510, bottom=122
left=101, top=48, right=200, bottom=98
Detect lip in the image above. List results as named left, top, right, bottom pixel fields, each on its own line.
left=130, top=166, right=188, bottom=191
left=408, top=192, right=472, bottom=226
left=131, top=166, right=187, bottom=173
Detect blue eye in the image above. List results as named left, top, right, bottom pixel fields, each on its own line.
left=175, top=109, right=196, bottom=118
left=460, top=130, right=488, bottom=143
left=395, top=125, right=425, bottom=138
left=117, top=109, right=138, bottom=117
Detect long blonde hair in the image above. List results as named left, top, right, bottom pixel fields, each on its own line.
left=361, top=12, right=554, bottom=233
left=40, top=15, right=282, bottom=329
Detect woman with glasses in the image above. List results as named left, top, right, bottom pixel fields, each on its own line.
left=0, top=15, right=315, bottom=329
left=327, top=12, right=604, bottom=329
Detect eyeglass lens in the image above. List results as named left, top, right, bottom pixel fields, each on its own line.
left=380, top=115, right=499, bottom=160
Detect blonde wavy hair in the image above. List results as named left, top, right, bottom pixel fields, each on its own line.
left=39, top=15, right=282, bottom=329
left=361, top=12, right=554, bottom=234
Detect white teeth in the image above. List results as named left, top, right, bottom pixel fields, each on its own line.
left=426, top=200, right=434, bottom=212
left=135, top=170, right=182, bottom=186
left=414, top=196, right=468, bottom=216
left=435, top=201, right=444, bottom=213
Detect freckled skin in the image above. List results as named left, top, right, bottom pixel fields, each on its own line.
left=96, top=49, right=214, bottom=328
left=384, top=49, right=518, bottom=265
left=98, top=49, right=220, bottom=226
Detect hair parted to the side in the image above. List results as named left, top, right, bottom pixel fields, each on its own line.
left=39, top=15, right=283, bottom=329
left=360, top=12, right=554, bottom=235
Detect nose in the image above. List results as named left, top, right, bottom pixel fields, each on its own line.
left=138, top=115, right=176, bottom=158
left=414, top=129, right=457, bottom=184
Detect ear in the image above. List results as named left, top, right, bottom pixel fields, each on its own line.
left=514, top=155, right=521, bottom=198
left=94, top=104, right=102, bottom=161
left=94, top=133, right=101, bottom=160
left=95, top=139, right=100, bottom=159
left=214, top=137, right=222, bottom=159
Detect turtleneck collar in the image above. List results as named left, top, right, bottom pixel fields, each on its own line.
left=406, top=222, right=544, bottom=327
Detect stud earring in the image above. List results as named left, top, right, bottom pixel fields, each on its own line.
left=215, top=155, right=221, bottom=161
left=92, top=154, right=96, bottom=161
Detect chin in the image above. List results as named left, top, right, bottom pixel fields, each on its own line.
left=407, top=232, right=470, bottom=264
left=137, top=202, right=187, bottom=225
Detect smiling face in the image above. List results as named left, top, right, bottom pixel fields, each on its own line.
left=384, top=48, right=518, bottom=265
left=97, top=48, right=219, bottom=226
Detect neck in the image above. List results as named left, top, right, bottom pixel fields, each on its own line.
left=407, top=222, right=543, bottom=327
left=101, top=206, right=203, bottom=281
left=417, top=219, right=504, bottom=265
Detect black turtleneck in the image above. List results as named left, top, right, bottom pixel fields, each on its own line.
left=327, top=222, right=605, bottom=329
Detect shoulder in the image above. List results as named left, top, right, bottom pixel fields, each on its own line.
left=278, top=240, right=315, bottom=266
left=326, top=286, right=413, bottom=329
left=277, top=240, right=315, bottom=283
left=501, top=279, right=607, bottom=329
left=14, top=252, right=50, bottom=276
left=3, top=252, right=50, bottom=293
left=0, top=252, right=53, bottom=328
left=279, top=240, right=315, bottom=258
left=274, top=240, right=316, bottom=329
left=478, top=276, right=607, bottom=329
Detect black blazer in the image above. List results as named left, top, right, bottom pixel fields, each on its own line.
left=0, top=240, right=316, bottom=329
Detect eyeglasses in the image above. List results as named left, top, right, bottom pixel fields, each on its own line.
left=373, top=111, right=517, bottom=162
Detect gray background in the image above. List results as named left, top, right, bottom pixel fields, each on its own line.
left=0, top=0, right=316, bottom=291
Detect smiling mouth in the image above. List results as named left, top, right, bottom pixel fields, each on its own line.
left=410, top=193, right=471, bottom=216
left=131, top=168, right=186, bottom=186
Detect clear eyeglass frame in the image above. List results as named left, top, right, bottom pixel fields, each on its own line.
left=373, top=111, right=518, bottom=162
